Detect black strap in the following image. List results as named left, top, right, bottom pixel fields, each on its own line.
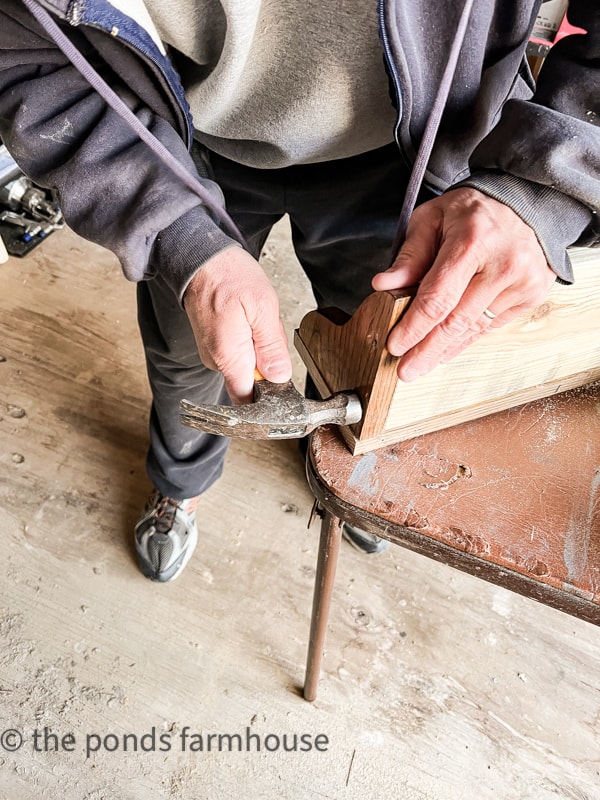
left=392, top=0, right=475, bottom=257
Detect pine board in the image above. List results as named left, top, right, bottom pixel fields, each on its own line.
left=296, top=247, right=600, bottom=454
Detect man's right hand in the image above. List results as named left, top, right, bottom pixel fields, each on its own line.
left=183, top=246, right=293, bottom=404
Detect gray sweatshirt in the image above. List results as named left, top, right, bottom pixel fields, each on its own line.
left=144, top=0, right=397, bottom=167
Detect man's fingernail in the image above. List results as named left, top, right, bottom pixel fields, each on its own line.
left=401, top=367, right=420, bottom=383
left=263, top=360, right=292, bottom=379
left=387, top=340, right=406, bottom=357
left=269, top=359, right=289, bottom=371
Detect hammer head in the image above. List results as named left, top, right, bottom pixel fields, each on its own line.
left=179, top=379, right=362, bottom=439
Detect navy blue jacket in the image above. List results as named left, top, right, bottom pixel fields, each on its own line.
left=0, top=0, right=597, bottom=298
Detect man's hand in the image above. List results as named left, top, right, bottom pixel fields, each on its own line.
left=183, top=246, right=292, bottom=404
left=372, top=188, right=557, bottom=382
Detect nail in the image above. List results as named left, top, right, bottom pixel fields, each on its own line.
left=388, top=343, right=407, bottom=358
left=263, top=359, right=292, bottom=380
left=400, top=367, right=420, bottom=383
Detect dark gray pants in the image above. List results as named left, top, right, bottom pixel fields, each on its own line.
left=137, top=142, right=412, bottom=499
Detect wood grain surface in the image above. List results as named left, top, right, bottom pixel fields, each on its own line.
left=295, top=291, right=412, bottom=441
left=297, top=248, right=600, bottom=454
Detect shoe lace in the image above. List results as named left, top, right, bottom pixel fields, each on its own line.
left=153, top=495, right=180, bottom=534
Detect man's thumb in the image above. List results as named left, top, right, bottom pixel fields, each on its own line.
left=254, top=319, right=293, bottom=383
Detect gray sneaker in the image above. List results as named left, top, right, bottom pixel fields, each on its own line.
left=342, top=524, right=389, bottom=554
left=134, top=491, right=199, bottom=582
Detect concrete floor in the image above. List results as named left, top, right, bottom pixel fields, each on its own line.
left=0, top=222, right=599, bottom=800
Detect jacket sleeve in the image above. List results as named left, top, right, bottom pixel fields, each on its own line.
left=456, top=0, right=599, bottom=283
left=0, top=1, right=237, bottom=300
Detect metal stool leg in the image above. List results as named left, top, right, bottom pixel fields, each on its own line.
left=303, top=509, right=343, bottom=702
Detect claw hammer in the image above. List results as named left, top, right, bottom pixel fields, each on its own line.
left=180, top=373, right=362, bottom=440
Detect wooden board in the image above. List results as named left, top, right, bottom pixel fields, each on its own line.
left=295, top=247, right=600, bottom=454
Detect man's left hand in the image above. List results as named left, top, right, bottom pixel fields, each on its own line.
left=372, top=188, right=556, bottom=382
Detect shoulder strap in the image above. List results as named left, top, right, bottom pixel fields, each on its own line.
left=392, top=0, right=475, bottom=257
